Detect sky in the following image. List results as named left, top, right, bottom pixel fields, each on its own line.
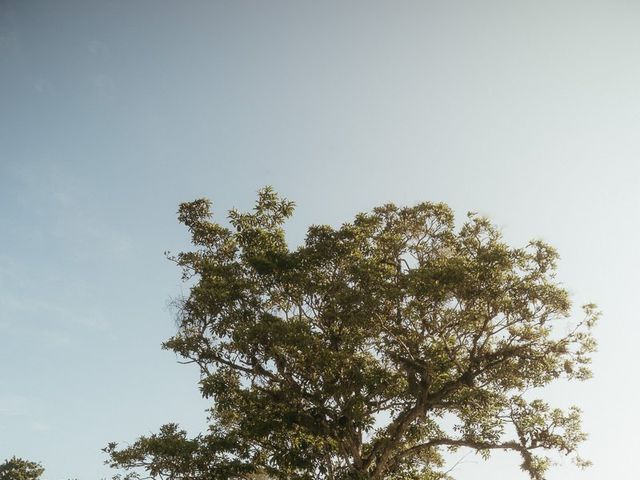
left=0, top=0, right=639, bottom=478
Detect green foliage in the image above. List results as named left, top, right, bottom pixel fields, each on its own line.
left=104, top=424, right=255, bottom=480
left=0, top=457, right=44, bottom=480
left=107, top=187, right=598, bottom=480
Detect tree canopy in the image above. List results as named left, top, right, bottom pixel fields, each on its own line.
left=0, top=457, right=44, bottom=480
left=106, top=187, right=598, bottom=480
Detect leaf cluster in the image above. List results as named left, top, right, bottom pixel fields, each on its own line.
left=0, top=457, right=44, bottom=480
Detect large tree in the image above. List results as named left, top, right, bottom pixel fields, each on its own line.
left=106, top=187, right=597, bottom=480
left=0, top=457, right=44, bottom=480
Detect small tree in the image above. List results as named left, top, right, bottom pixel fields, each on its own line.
left=107, top=188, right=597, bottom=480
left=0, top=457, right=44, bottom=480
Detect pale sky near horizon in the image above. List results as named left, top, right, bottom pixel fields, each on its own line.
left=1, top=1, right=639, bottom=478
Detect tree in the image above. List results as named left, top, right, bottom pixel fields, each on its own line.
left=106, top=187, right=598, bottom=480
left=0, top=457, right=44, bottom=480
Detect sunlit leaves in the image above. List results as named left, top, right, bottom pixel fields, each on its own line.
left=0, top=457, right=44, bottom=480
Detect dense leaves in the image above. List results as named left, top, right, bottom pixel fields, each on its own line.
left=0, top=457, right=44, bottom=480
left=107, top=187, right=597, bottom=480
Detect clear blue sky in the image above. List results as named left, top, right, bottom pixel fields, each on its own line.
left=1, top=1, right=638, bottom=478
